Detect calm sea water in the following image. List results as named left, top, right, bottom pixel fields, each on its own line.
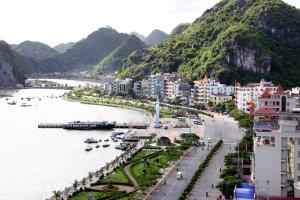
left=0, top=86, right=146, bottom=200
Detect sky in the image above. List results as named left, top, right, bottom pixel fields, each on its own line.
left=0, top=0, right=299, bottom=47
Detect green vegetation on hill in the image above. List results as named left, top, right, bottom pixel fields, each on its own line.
left=12, top=41, right=59, bottom=60
left=118, top=0, right=300, bottom=88
left=95, top=35, right=146, bottom=74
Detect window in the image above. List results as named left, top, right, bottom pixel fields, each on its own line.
left=298, top=163, right=300, bottom=171
left=298, top=176, right=300, bottom=181
left=298, top=151, right=300, bottom=158
left=298, top=139, right=300, bottom=145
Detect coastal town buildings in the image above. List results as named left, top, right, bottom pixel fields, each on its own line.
left=141, top=80, right=151, bottom=98
left=149, top=74, right=165, bottom=98
left=99, top=75, right=115, bottom=85
left=210, top=93, right=233, bottom=105
left=174, top=78, right=191, bottom=100
left=252, top=107, right=300, bottom=198
left=164, top=73, right=178, bottom=100
left=251, top=86, right=300, bottom=198
left=133, top=81, right=143, bottom=97
left=235, top=79, right=277, bottom=113
left=192, top=76, right=234, bottom=104
left=257, top=86, right=297, bottom=113
left=113, top=78, right=133, bottom=95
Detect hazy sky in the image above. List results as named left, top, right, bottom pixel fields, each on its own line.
left=0, top=0, right=299, bottom=47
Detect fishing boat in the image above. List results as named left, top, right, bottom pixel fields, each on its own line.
left=85, top=146, right=92, bottom=151
left=104, top=139, right=109, bottom=142
left=95, top=144, right=100, bottom=148
left=7, top=101, right=17, bottom=105
left=102, top=144, right=110, bottom=148
left=84, top=138, right=98, bottom=144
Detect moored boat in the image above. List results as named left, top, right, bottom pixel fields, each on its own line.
left=102, top=143, right=110, bottom=148
left=62, top=121, right=115, bottom=130
left=85, top=146, right=92, bottom=151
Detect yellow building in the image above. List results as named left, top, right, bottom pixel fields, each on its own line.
left=210, top=93, right=232, bottom=104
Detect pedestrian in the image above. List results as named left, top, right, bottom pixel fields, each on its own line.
left=211, top=184, right=214, bottom=188
left=164, top=180, right=166, bottom=184
left=206, top=192, right=208, bottom=197
left=176, top=168, right=178, bottom=171
left=230, top=146, right=231, bottom=150
left=219, top=168, right=222, bottom=173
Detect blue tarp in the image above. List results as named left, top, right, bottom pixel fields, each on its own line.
left=240, top=183, right=255, bottom=191
left=235, top=188, right=255, bottom=199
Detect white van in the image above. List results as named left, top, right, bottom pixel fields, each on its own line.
left=176, top=171, right=183, bottom=180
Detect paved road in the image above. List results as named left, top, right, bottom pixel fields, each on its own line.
left=188, top=144, right=233, bottom=200
left=149, top=145, right=212, bottom=200
left=148, top=114, right=243, bottom=200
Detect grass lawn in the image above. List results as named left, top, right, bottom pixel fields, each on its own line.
left=98, top=168, right=131, bottom=185
left=131, top=147, right=181, bottom=188
left=160, top=109, right=173, bottom=118
left=128, top=149, right=157, bottom=163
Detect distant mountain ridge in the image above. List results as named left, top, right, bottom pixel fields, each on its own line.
left=130, top=32, right=146, bottom=41
left=12, top=41, right=59, bottom=61
left=53, top=42, right=75, bottom=53
left=144, top=29, right=168, bottom=46
left=95, top=35, right=146, bottom=74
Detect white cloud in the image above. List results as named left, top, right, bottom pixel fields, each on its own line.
left=0, top=0, right=298, bottom=46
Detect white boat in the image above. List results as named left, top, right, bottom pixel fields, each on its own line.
left=8, top=101, right=17, bottom=105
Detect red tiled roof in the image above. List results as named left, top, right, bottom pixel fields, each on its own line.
left=254, top=108, right=277, bottom=115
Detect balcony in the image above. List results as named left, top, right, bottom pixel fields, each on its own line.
left=255, top=137, right=275, bottom=147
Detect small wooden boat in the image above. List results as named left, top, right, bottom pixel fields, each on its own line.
left=85, top=146, right=92, bottom=151
left=102, top=144, right=110, bottom=148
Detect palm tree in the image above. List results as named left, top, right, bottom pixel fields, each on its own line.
left=53, top=190, right=61, bottom=200
left=88, top=172, right=94, bottom=181
left=81, top=177, right=87, bottom=186
left=95, top=170, right=100, bottom=177
left=73, top=180, right=79, bottom=190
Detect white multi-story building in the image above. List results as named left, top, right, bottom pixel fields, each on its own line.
left=164, top=73, right=178, bottom=100
left=235, top=79, right=277, bottom=113
left=193, top=75, right=234, bottom=104
left=252, top=89, right=300, bottom=198
left=257, top=86, right=297, bottom=113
